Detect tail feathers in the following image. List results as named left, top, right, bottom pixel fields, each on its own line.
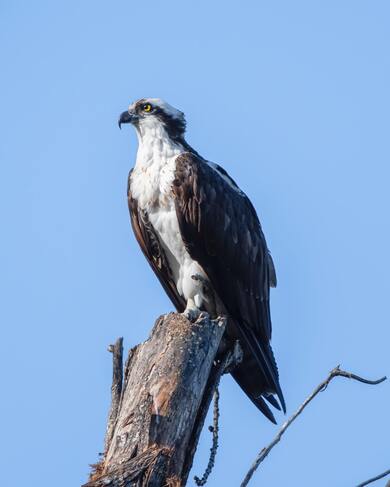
left=232, top=370, right=277, bottom=424
left=239, top=325, right=286, bottom=413
left=264, top=393, right=282, bottom=411
left=253, top=396, right=277, bottom=424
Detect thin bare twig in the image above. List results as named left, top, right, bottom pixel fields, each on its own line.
left=356, top=468, right=390, bottom=487
left=240, top=365, right=387, bottom=487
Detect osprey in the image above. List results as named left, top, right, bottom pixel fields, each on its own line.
left=119, top=98, right=285, bottom=422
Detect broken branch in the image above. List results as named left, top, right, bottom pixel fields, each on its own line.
left=104, top=337, right=123, bottom=455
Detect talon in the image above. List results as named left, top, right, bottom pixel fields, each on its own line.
left=183, top=307, right=201, bottom=323
left=196, top=311, right=209, bottom=322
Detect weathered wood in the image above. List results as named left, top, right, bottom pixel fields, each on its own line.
left=85, top=312, right=227, bottom=487
left=104, top=337, right=123, bottom=455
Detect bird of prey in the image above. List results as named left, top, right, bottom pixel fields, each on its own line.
left=119, top=98, right=285, bottom=422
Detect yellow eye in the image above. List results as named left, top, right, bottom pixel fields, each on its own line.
left=143, top=103, right=152, bottom=112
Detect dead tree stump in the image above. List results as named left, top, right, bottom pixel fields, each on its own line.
left=84, top=312, right=229, bottom=487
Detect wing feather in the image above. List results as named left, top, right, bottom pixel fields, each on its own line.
left=173, top=154, right=273, bottom=339
left=173, top=153, right=285, bottom=414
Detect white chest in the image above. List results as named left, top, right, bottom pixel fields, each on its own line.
left=131, top=151, right=185, bottom=274
left=130, top=135, right=206, bottom=302
left=130, top=130, right=182, bottom=210
left=130, top=131, right=186, bottom=274
left=130, top=157, right=176, bottom=210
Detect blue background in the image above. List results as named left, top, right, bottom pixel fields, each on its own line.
left=1, top=1, right=388, bottom=486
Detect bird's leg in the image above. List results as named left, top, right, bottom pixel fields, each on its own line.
left=191, top=273, right=217, bottom=317
left=183, top=297, right=202, bottom=323
left=182, top=273, right=217, bottom=322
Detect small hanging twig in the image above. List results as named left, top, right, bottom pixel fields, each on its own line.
left=356, top=468, right=390, bottom=487
left=193, top=340, right=243, bottom=486
left=240, top=365, right=387, bottom=487
left=194, top=388, right=220, bottom=486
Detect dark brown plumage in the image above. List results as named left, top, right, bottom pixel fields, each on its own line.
left=172, top=153, right=285, bottom=421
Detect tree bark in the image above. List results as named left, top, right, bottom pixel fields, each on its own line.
left=84, top=312, right=228, bottom=487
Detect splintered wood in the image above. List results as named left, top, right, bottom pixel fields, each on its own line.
left=84, top=313, right=226, bottom=487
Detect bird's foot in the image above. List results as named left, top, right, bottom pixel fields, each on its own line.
left=182, top=296, right=210, bottom=323
left=182, top=305, right=210, bottom=323
left=183, top=307, right=201, bottom=323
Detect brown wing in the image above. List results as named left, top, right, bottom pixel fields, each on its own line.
left=172, top=153, right=285, bottom=418
left=127, top=171, right=185, bottom=312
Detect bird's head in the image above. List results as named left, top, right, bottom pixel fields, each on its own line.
left=118, top=98, right=186, bottom=141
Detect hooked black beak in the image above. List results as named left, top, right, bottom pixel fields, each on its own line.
left=118, top=110, right=138, bottom=129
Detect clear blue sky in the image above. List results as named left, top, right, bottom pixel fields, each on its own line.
left=1, top=1, right=389, bottom=486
